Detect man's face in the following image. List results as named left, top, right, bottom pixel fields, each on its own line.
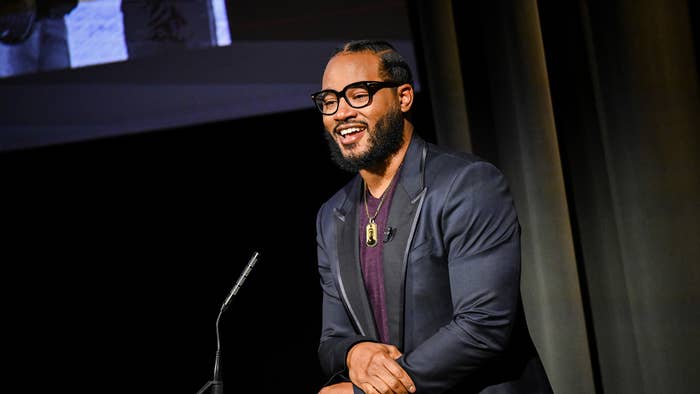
left=320, top=52, right=405, bottom=172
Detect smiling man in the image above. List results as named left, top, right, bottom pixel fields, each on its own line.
left=312, top=40, right=552, bottom=394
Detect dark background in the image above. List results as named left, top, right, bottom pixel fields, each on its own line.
left=3, top=109, right=351, bottom=393
left=1, top=103, right=435, bottom=393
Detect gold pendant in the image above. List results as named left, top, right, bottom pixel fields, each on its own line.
left=366, top=221, right=378, bottom=247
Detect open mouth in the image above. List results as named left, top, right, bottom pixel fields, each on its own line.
left=335, top=124, right=367, bottom=144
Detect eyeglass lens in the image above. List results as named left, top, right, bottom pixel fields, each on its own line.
left=317, top=85, right=372, bottom=114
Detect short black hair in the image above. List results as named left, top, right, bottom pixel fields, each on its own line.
left=331, top=39, right=413, bottom=86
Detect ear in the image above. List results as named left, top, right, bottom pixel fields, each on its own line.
left=397, top=84, right=414, bottom=113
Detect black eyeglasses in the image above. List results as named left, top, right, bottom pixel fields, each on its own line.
left=311, top=81, right=400, bottom=115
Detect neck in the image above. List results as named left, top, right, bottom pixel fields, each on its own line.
left=361, top=126, right=412, bottom=198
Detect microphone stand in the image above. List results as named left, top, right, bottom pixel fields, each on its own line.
left=197, top=251, right=260, bottom=394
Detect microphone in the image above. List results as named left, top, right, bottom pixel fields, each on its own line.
left=197, top=251, right=260, bottom=394
left=221, top=251, right=260, bottom=313
left=383, top=226, right=395, bottom=243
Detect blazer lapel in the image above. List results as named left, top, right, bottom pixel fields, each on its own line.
left=383, top=134, right=428, bottom=349
left=383, top=185, right=415, bottom=348
left=335, top=177, right=378, bottom=339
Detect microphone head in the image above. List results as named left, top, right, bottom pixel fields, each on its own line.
left=220, top=251, right=260, bottom=312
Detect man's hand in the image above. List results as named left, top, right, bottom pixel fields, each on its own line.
left=318, top=382, right=353, bottom=394
left=346, top=342, right=416, bottom=394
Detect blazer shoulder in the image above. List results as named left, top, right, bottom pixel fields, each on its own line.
left=424, top=142, right=505, bottom=183
left=317, top=175, right=360, bottom=219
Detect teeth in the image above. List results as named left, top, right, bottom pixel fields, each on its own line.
left=340, top=127, right=362, bottom=136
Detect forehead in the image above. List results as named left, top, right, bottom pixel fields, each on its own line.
left=322, top=52, right=382, bottom=90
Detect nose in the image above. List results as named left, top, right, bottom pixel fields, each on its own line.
left=332, top=97, right=357, bottom=121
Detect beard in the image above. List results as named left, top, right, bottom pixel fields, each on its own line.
left=323, top=105, right=405, bottom=173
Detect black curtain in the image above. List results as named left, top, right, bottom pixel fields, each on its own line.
left=411, top=0, right=700, bottom=393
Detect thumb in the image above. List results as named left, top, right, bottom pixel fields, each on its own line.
left=386, top=345, right=403, bottom=359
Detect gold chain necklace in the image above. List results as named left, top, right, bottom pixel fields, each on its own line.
left=363, top=181, right=388, bottom=248
left=362, top=161, right=404, bottom=247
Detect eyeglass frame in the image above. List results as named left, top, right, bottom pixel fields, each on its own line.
left=310, top=80, right=401, bottom=115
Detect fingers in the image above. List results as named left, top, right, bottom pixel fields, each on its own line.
left=360, top=373, right=407, bottom=394
left=382, top=360, right=415, bottom=393
left=359, top=373, right=414, bottom=394
left=359, top=359, right=414, bottom=394
left=379, top=367, right=415, bottom=394
left=381, top=345, right=415, bottom=393
left=347, top=342, right=416, bottom=394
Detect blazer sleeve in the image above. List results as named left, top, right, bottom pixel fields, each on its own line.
left=316, top=203, right=374, bottom=382
left=397, top=160, right=523, bottom=393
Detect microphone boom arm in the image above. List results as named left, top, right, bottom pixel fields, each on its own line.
left=197, top=251, right=260, bottom=394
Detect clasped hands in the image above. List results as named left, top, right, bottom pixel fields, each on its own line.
left=319, top=342, right=416, bottom=394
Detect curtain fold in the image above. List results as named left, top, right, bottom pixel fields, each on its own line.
left=412, top=0, right=700, bottom=392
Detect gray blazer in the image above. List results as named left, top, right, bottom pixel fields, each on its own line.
left=316, top=133, right=552, bottom=393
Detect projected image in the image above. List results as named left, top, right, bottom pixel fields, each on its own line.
left=0, top=0, right=231, bottom=79
left=0, top=0, right=418, bottom=152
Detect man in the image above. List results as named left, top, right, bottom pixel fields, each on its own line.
left=312, top=40, right=553, bottom=394
left=0, top=0, right=78, bottom=78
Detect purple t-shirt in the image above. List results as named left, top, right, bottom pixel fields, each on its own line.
left=359, top=174, right=400, bottom=343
